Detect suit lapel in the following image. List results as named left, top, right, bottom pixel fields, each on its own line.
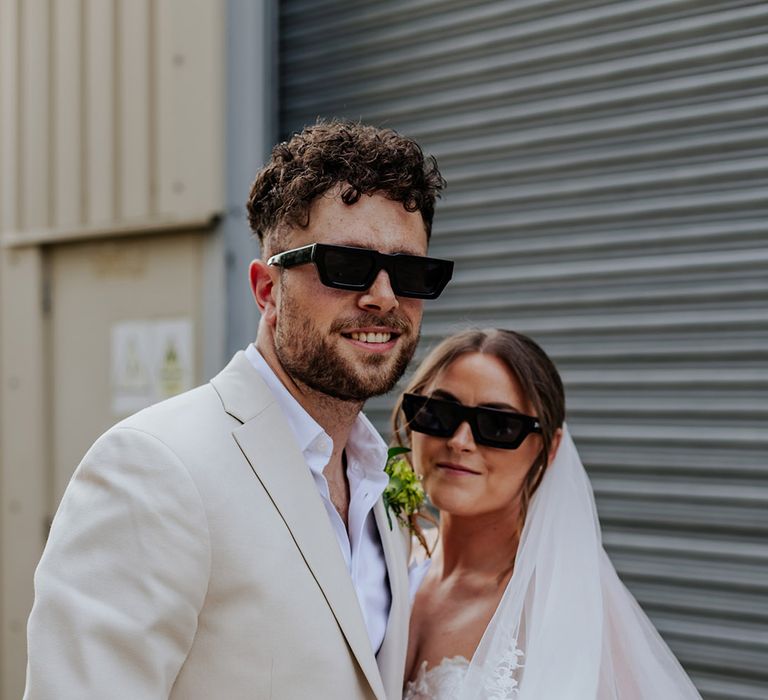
left=374, top=499, right=410, bottom=699
left=211, top=353, right=386, bottom=700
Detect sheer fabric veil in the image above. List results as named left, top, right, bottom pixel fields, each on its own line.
left=457, top=426, right=702, bottom=699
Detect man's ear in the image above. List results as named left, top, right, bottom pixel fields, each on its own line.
left=249, top=259, right=278, bottom=327
left=547, top=427, right=563, bottom=466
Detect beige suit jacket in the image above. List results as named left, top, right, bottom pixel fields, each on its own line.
left=25, top=352, right=410, bottom=699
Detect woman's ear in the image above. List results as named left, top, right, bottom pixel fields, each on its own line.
left=547, top=427, right=563, bottom=466
left=249, top=259, right=278, bottom=327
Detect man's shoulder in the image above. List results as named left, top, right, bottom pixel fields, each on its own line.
left=70, top=382, right=242, bottom=497
left=119, top=382, right=223, bottom=431
left=116, top=349, right=269, bottom=436
left=94, top=381, right=233, bottom=462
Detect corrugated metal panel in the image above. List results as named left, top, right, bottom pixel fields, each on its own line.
left=0, top=0, right=225, bottom=246
left=279, top=1, right=768, bottom=697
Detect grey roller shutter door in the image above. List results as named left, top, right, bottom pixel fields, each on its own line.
left=279, top=2, right=768, bottom=698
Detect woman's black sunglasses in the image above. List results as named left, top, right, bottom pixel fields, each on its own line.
left=402, top=393, right=542, bottom=450
left=267, top=243, right=454, bottom=299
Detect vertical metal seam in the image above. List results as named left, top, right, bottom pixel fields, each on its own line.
left=0, top=2, right=3, bottom=232
left=113, top=0, right=122, bottom=222
left=79, top=0, right=88, bottom=224
left=15, top=0, right=23, bottom=230
left=148, top=0, right=157, bottom=216
left=47, top=0, right=54, bottom=228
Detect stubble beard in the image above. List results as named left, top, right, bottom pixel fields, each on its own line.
left=274, top=302, right=419, bottom=403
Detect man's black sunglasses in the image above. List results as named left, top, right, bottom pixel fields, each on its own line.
left=267, top=243, right=454, bottom=300
left=402, top=393, right=542, bottom=450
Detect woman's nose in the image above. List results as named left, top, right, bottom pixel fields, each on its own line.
left=446, top=421, right=476, bottom=452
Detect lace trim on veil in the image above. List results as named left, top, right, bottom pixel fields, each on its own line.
left=480, top=634, right=524, bottom=699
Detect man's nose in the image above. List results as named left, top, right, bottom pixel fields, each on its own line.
left=358, top=269, right=399, bottom=314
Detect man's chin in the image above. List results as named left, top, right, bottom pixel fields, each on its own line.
left=356, top=351, right=390, bottom=367
left=341, top=357, right=405, bottom=398
left=280, top=333, right=416, bottom=401
left=311, top=374, right=398, bottom=402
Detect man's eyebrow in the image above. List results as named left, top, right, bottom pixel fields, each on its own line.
left=334, top=242, right=425, bottom=256
left=390, top=248, right=426, bottom=256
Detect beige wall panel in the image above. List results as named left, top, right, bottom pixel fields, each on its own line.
left=0, top=247, right=48, bottom=700
left=20, top=0, right=50, bottom=229
left=84, top=0, right=115, bottom=224
left=49, top=232, right=204, bottom=504
left=0, top=257, right=2, bottom=700
left=119, top=0, right=151, bottom=220
left=1, top=1, right=225, bottom=692
left=52, top=0, right=83, bottom=229
left=201, top=224, right=226, bottom=380
left=0, top=0, right=19, bottom=232
left=3, top=0, right=223, bottom=244
left=156, top=0, right=224, bottom=219
left=0, top=4, right=24, bottom=698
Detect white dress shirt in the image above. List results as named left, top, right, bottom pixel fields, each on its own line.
left=245, top=345, right=391, bottom=653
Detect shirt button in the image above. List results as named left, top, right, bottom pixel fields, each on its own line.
left=317, top=437, right=330, bottom=452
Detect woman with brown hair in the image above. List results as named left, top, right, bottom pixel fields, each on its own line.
left=392, top=328, right=701, bottom=699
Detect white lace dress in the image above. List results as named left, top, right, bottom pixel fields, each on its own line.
left=403, top=645, right=523, bottom=700
left=405, top=552, right=524, bottom=699
left=403, top=656, right=470, bottom=700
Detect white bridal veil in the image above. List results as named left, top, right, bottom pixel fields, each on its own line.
left=457, top=426, right=702, bottom=700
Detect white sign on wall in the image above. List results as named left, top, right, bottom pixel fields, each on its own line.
left=111, top=318, right=194, bottom=416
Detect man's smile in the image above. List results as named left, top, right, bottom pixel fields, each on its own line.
left=347, top=330, right=394, bottom=343
left=342, top=327, right=401, bottom=352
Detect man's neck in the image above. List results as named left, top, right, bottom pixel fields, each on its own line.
left=255, top=340, right=362, bottom=451
left=255, top=339, right=360, bottom=528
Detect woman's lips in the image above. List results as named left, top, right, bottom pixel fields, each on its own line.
left=436, top=462, right=481, bottom=476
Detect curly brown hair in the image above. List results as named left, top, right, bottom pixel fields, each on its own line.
left=246, top=119, right=445, bottom=253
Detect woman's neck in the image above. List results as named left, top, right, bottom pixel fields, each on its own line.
left=435, top=507, right=520, bottom=581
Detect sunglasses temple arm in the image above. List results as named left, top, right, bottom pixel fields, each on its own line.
left=268, top=244, right=316, bottom=268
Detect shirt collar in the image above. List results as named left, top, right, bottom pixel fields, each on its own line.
left=244, top=344, right=325, bottom=454
left=244, top=345, right=389, bottom=485
left=346, top=412, right=389, bottom=489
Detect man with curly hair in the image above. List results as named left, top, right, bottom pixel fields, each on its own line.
left=25, top=121, right=450, bottom=700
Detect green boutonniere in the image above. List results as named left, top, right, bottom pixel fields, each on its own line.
left=383, top=446, right=424, bottom=529
left=383, top=446, right=434, bottom=556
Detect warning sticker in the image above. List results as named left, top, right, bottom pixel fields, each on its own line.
left=111, top=318, right=193, bottom=416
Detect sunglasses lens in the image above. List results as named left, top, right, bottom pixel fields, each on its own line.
left=322, top=248, right=375, bottom=287
left=404, top=395, right=457, bottom=437
left=393, top=257, right=450, bottom=297
left=404, top=394, right=538, bottom=449
left=476, top=410, right=525, bottom=446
